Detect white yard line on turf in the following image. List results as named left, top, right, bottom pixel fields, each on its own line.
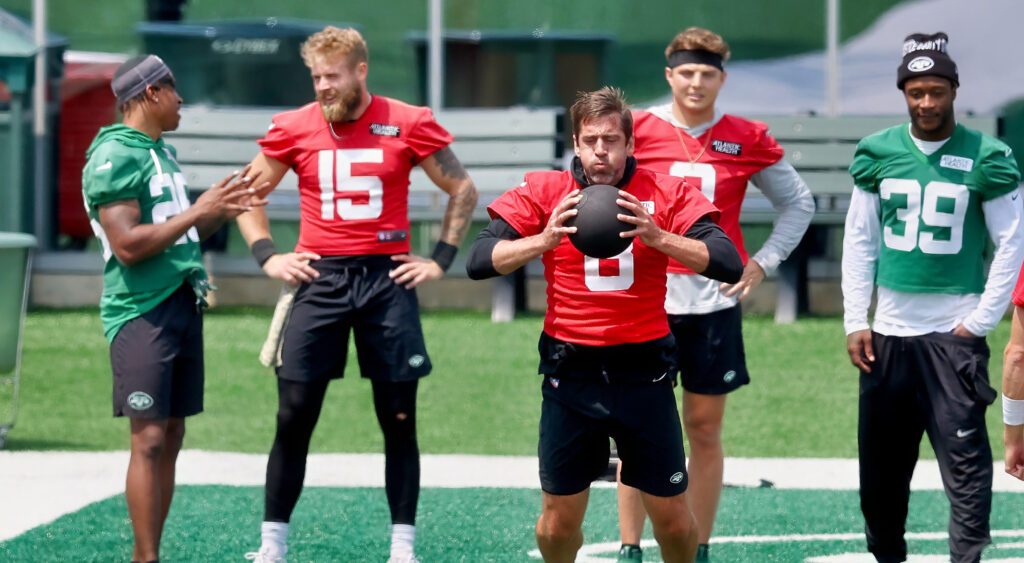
left=532, top=531, right=1024, bottom=562
left=1, top=452, right=1022, bottom=543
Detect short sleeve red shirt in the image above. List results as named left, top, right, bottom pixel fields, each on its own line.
left=259, top=96, right=452, bottom=255
left=488, top=167, right=718, bottom=346
left=632, top=111, right=783, bottom=273
left=1013, top=262, right=1024, bottom=307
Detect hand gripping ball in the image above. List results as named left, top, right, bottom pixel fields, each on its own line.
left=566, top=184, right=635, bottom=259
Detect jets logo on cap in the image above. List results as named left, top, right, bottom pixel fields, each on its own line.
left=907, top=56, right=935, bottom=72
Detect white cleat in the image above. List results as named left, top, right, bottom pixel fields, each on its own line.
left=244, top=546, right=287, bottom=563
left=386, top=556, right=421, bottom=563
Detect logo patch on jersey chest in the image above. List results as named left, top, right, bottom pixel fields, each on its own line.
left=370, top=123, right=401, bottom=137
left=711, top=139, right=742, bottom=156
left=940, top=154, right=974, bottom=172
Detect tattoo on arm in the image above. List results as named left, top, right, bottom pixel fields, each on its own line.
left=432, top=147, right=468, bottom=180
left=441, top=180, right=478, bottom=245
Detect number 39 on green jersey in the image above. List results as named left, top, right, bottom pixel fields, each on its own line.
left=849, top=123, right=1021, bottom=295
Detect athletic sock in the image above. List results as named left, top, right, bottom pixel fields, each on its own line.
left=696, top=543, right=710, bottom=561
left=260, top=521, right=289, bottom=557
left=390, top=523, right=416, bottom=558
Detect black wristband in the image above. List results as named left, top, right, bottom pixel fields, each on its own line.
left=251, top=238, right=277, bottom=267
left=431, top=241, right=458, bottom=272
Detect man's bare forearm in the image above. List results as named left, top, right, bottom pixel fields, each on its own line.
left=237, top=206, right=273, bottom=247
left=440, top=180, right=478, bottom=245
left=425, top=146, right=479, bottom=246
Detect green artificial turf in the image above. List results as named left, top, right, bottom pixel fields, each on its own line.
left=6, top=309, right=1014, bottom=460
left=4, top=485, right=1024, bottom=562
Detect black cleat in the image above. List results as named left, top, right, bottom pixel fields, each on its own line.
left=617, top=544, right=643, bottom=562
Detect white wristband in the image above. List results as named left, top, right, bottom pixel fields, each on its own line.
left=1004, top=394, right=1024, bottom=426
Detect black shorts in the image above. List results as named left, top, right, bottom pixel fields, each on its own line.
left=538, top=376, right=687, bottom=497
left=277, top=255, right=432, bottom=383
left=110, top=283, right=204, bottom=419
left=670, top=304, right=749, bottom=395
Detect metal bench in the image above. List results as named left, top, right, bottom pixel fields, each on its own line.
left=166, top=108, right=1000, bottom=322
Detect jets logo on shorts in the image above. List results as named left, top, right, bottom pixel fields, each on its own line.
left=127, top=392, right=154, bottom=410
left=669, top=472, right=684, bottom=484
left=408, top=354, right=425, bottom=368
left=723, top=370, right=736, bottom=383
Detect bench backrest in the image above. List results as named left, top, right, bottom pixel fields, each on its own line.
left=165, top=105, right=564, bottom=220
left=742, top=114, right=999, bottom=223
left=167, top=108, right=999, bottom=226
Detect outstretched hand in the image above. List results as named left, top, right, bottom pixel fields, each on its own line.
left=196, top=165, right=270, bottom=220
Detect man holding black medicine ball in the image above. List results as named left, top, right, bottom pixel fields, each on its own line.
left=466, top=86, right=742, bottom=563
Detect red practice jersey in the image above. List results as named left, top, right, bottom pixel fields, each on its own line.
left=1013, top=261, right=1024, bottom=308
left=632, top=109, right=783, bottom=273
left=488, top=168, right=717, bottom=346
left=260, top=96, right=452, bottom=255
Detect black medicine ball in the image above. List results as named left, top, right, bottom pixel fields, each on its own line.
left=566, top=184, right=635, bottom=259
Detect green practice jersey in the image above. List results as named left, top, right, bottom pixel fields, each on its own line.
left=82, top=124, right=206, bottom=341
left=849, top=123, right=1020, bottom=294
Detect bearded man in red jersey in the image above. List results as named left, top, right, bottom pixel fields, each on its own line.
left=236, top=26, right=478, bottom=563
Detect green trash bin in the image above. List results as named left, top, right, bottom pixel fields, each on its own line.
left=137, top=18, right=352, bottom=107
left=0, top=7, right=67, bottom=235
left=407, top=30, right=615, bottom=108
left=0, top=232, right=36, bottom=449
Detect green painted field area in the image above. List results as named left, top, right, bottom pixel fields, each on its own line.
left=4, top=485, right=1024, bottom=562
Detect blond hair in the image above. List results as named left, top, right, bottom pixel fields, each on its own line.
left=665, top=27, right=730, bottom=62
left=301, top=26, right=368, bottom=68
left=570, top=86, right=633, bottom=140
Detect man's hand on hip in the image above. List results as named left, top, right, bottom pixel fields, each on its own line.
left=390, top=254, right=443, bottom=289
left=264, top=252, right=321, bottom=286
